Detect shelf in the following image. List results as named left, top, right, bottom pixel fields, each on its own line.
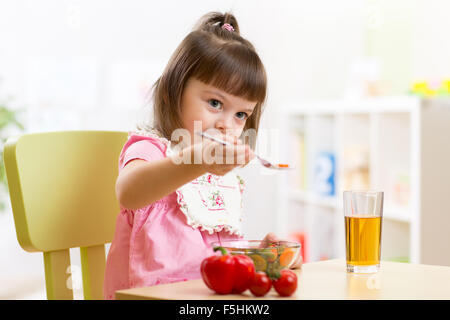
left=282, top=96, right=421, bottom=116
left=288, top=189, right=410, bottom=223
left=281, top=97, right=450, bottom=266
left=289, top=189, right=338, bottom=209
left=383, top=206, right=411, bottom=223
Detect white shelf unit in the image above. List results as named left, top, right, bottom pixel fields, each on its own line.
left=277, top=96, right=450, bottom=266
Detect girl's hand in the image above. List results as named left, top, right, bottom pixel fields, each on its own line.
left=187, top=132, right=255, bottom=176
left=261, top=232, right=303, bottom=270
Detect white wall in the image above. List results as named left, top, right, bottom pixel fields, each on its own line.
left=411, top=0, right=450, bottom=80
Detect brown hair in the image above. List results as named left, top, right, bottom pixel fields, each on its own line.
left=144, top=11, right=267, bottom=148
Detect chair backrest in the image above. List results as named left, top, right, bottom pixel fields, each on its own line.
left=3, top=130, right=128, bottom=300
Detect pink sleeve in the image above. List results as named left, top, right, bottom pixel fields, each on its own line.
left=119, top=135, right=167, bottom=171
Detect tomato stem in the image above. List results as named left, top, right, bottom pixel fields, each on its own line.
left=266, top=269, right=281, bottom=280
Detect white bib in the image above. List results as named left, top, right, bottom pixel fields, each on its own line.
left=133, top=128, right=245, bottom=236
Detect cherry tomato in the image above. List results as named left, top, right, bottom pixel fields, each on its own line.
left=249, top=271, right=272, bottom=297
left=272, top=269, right=298, bottom=297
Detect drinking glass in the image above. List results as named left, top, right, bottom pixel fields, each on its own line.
left=344, top=191, right=384, bottom=273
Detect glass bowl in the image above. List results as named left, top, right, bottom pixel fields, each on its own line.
left=210, top=239, right=301, bottom=274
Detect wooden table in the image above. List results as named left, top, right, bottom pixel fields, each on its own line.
left=115, top=259, right=450, bottom=300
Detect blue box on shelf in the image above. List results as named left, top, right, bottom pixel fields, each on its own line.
left=314, top=151, right=336, bottom=197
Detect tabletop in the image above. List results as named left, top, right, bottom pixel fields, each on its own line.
left=115, top=259, right=450, bottom=300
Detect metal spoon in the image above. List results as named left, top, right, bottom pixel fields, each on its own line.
left=197, top=131, right=292, bottom=170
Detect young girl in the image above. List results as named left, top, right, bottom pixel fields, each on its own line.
left=103, top=11, right=301, bottom=300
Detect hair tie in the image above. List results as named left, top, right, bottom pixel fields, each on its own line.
left=221, top=23, right=234, bottom=32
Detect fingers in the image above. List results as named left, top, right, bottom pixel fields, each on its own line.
left=245, top=147, right=255, bottom=163
left=259, top=234, right=303, bottom=270
left=217, top=134, right=244, bottom=151
left=265, top=232, right=279, bottom=242
left=215, top=164, right=239, bottom=176
left=222, top=134, right=240, bottom=145
left=260, top=232, right=279, bottom=248
left=204, top=140, right=251, bottom=166
left=199, top=132, right=254, bottom=173
left=224, top=144, right=248, bottom=165
left=290, top=254, right=303, bottom=270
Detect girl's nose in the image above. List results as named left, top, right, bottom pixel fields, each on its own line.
left=214, top=116, right=233, bottom=134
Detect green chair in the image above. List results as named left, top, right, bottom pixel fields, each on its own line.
left=3, top=131, right=128, bottom=300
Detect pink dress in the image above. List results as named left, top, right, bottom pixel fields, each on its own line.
left=103, top=131, right=244, bottom=300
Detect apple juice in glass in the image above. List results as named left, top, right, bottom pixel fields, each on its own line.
left=344, top=191, right=383, bottom=273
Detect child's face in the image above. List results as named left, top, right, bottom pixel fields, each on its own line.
left=179, top=78, right=257, bottom=142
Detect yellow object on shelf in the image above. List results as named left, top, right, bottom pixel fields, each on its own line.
left=410, top=79, right=450, bottom=97
left=441, top=78, right=450, bottom=94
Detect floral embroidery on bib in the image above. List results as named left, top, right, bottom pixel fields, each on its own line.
left=176, top=171, right=244, bottom=236
left=131, top=128, right=245, bottom=236
left=207, top=190, right=226, bottom=208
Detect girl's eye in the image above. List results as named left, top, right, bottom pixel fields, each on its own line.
left=208, top=99, right=222, bottom=110
left=236, top=112, right=249, bottom=120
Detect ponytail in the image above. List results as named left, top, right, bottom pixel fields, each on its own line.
left=193, top=11, right=241, bottom=36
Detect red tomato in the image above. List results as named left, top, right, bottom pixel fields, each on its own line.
left=272, top=269, right=298, bottom=297
left=249, top=272, right=272, bottom=297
